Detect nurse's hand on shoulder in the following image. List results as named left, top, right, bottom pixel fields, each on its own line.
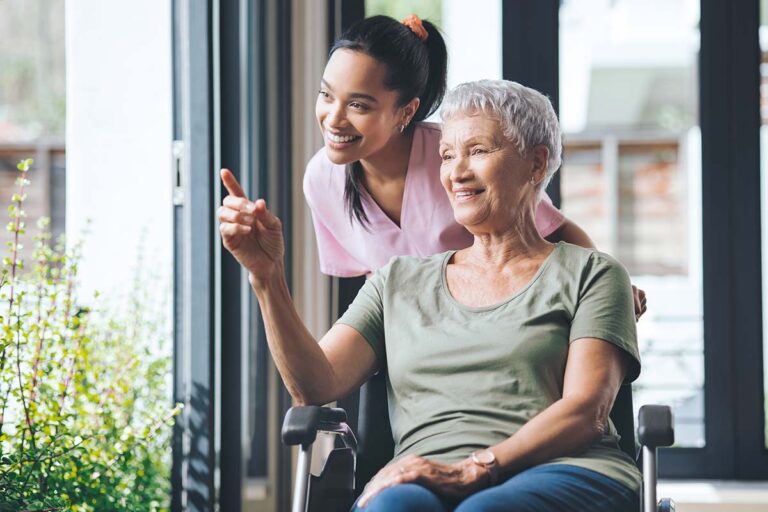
left=218, top=168, right=284, bottom=283
left=632, top=285, right=647, bottom=321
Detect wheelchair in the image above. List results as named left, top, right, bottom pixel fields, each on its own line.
left=282, top=372, right=675, bottom=512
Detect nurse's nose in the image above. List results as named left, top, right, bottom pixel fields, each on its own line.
left=324, top=102, right=347, bottom=129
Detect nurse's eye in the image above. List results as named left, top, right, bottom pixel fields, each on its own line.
left=318, top=90, right=331, bottom=100
left=349, top=102, right=370, bottom=111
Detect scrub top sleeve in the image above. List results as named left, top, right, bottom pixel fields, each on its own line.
left=535, top=192, right=567, bottom=238
left=303, top=168, right=367, bottom=277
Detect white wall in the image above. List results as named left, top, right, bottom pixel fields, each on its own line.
left=291, top=0, right=330, bottom=340
left=65, top=1, right=173, bottom=302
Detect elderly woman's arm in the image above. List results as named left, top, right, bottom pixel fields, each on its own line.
left=253, top=273, right=378, bottom=405
left=219, top=168, right=377, bottom=405
left=489, top=337, right=627, bottom=478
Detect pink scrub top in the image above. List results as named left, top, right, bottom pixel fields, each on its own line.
left=303, top=122, right=566, bottom=277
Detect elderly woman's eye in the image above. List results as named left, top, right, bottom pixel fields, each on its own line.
left=440, top=153, right=454, bottom=161
left=471, top=147, right=487, bottom=155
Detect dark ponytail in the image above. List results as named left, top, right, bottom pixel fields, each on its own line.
left=331, top=15, right=448, bottom=227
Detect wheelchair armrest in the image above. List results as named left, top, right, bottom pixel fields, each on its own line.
left=637, top=405, right=674, bottom=449
left=282, top=406, right=350, bottom=447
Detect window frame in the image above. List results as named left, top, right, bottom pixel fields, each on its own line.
left=511, top=0, right=767, bottom=479
left=171, top=0, right=295, bottom=510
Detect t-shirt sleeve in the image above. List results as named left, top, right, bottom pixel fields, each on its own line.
left=569, top=252, right=641, bottom=382
left=303, top=165, right=367, bottom=277
left=535, top=192, right=566, bottom=238
left=335, top=268, right=386, bottom=369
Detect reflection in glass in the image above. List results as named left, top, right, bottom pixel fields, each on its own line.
left=760, top=0, right=768, bottom=449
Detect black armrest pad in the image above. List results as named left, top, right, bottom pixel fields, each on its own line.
left=637, top=405, right=675, bottom=448
left=282, top=406, right=348, bottom=446
left=319, top=407, right=348, bottom=425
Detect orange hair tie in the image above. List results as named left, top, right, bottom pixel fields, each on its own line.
left=402, top=14, right=428, bottom=42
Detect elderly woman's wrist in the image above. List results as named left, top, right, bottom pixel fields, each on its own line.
left=248, top=266, right=286, bottom=294
left=468, top=449, right=502, bottom=487
left=460, top=456, right=492, bottom=488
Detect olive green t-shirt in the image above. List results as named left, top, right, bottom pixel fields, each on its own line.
left=337, top=242, right=642, bottom=492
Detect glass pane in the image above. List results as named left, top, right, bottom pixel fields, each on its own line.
left=366, top=0, right=443, bottom=26
left=560, top=0, right=704, bottom=447
left=760, top=0, right=768, bottom=449
left=246, top=315, right=269, bottom=478
left=1, top=0, right=176, bottom=506
left=365, top=0, right=502, bottom=95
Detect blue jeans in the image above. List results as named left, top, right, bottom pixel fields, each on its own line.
left=351, top=464, right=639, bottom=512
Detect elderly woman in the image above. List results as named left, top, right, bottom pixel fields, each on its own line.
left=218, top=79, right=641, bottom=511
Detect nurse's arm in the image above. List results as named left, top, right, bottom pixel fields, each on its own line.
left=546, top=218, right=596, bottom=248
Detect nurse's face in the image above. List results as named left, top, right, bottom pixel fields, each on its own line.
left=316, top=49, right=415, bottom=165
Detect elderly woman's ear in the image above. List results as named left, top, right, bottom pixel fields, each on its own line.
left=530, top=144, right=550, bottom=186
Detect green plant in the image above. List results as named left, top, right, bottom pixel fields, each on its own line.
left=365, top=0, right=443, bottom=27
left=0, top=159, right=180, bottom=511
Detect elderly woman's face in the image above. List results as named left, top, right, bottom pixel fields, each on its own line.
left=439, top=114, right=539, bottom=231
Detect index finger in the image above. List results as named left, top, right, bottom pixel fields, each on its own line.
left=221, top=168, right=247, bottom=198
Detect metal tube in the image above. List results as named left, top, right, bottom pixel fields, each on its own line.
left=292, top=444, right=313, bottom=512
left=643, top=445, right=657, bottom=512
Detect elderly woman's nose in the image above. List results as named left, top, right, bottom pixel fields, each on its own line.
left=449, top=157, right=472, bottom=182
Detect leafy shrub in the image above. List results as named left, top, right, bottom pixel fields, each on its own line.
left=0, top=159, right=180, bottom=511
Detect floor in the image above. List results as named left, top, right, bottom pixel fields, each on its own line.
left=657, top=480, right=768, bottom=511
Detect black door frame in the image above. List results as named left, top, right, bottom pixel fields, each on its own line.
left=171, top=0, right=295, bottom=510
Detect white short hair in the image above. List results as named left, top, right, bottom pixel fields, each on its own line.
left=440, top=79, right=562, bottom=191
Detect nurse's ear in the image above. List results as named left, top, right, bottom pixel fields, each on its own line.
left=399, top=97, right=421, bottom=131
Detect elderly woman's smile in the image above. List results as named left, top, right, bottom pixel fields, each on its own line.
left=439, top=114, right=539, bottom=232
left=453, top=186, right=486, bottom=201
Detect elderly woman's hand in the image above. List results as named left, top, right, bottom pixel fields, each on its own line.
left=356, top=454, right=490, bottom=508
left=632, top=285, right=647, bottom=320
left=219, top=168, right=285, bottom=286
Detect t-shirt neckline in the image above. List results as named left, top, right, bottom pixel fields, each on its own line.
left=440, top=242, right=563, bottom=313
